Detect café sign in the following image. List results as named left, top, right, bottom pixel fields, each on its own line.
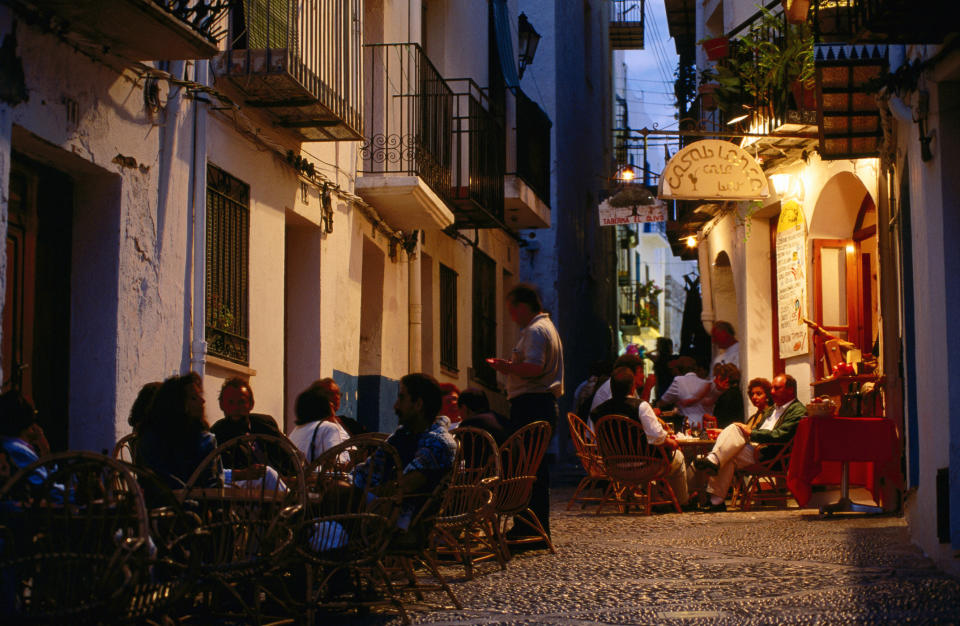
left=659, top=140, right=769, bottom=201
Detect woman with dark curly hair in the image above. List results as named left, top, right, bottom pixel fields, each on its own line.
left=744, top=377, right=773, bottom=429
left=136, top=372, right=222, bottom=490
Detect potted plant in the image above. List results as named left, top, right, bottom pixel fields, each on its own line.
left=782, top=0, right=810, bottom=24
left=698, top=82, right=719, bottom=111
left=700, top=36, right=730, bottom=61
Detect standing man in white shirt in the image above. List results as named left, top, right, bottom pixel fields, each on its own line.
left=489, top=283, right=563, bottom=544
left=710, top=320, right=740, bottom=371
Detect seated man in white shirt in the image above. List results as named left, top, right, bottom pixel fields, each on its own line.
left=693, top=373, right=806, bottom=512
left=591, top=366, right=690, bottom=508
left=588, top=353, right=656, bottom=415
left=656, top=356, right=714, bottom=428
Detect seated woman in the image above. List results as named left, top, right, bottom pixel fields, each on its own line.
left=288, top=380, right=350, bottom=464
left=744, top=377, right=773, bottom=429
left=136, top=372, right=223, bottom=492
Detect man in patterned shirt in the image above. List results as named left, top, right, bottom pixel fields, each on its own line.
left=353, top=373, right=457, bottom=528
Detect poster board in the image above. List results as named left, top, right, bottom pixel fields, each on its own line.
left=776, top=200, right=809, bottom=358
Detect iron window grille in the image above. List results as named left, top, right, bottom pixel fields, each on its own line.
left=439, top=264, right=458, bottom=372
left=206, top=164, right=250, bottom=365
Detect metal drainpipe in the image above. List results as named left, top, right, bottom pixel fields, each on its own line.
left=189, top=60, right=209, bottom=375
left=408, top=232, right=422, bottom=372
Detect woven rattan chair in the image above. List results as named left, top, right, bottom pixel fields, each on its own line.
left=294, top=434, right=408, bottom=624
left=491, top=420, right=554, bottom=559
left=176, top=433, right=306, bottom=623
left=113, top=432, right=138, bottom=464
left=432, top=427, right=503, bottom=579
left=595, top=414, right=681, bottom=515
left=383, top=480, right=462, bottom=614
left=733, top=439, right=796, bottom=510
left=566, top=412, right=619, bottom=510
left=0, top=452, right=151, bottom=623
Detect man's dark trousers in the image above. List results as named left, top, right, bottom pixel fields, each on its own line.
left=509, top=391, right=558, bottom=538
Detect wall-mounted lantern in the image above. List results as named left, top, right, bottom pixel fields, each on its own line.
left=518, top=13, right=541, bottom=79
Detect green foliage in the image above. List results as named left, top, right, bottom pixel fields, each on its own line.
left=699, top=6, right=814, bottom=116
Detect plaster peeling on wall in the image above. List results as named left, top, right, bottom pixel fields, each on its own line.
left=113, top=153, right=139, bottom=169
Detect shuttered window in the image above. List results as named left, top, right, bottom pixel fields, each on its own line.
left=206, top=164, right=250, bottom=365
left=439, top=264, right=458, bottom=371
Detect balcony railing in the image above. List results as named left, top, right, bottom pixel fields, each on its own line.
left=515, top=88, right=551, bottom=207
left=610, top=0, right=646, bottom=49
left=360, top=43, right=454, bottom=203
left=812, top=0, right=951, bottom=44
left=449, top=79, right=505, bottom=228
left=720, top=4, right=816, bottom=137
left=27, top=0, right=229, bottom=60
left=213, top=0, right=363, bottom=141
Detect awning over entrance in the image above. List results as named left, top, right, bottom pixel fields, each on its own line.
left=659, top=139, right=769, bottom=201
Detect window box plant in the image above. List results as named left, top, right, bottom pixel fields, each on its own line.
left=782, top=0, right=810, bottom=24
left=701, top=36, right=730, bottom=61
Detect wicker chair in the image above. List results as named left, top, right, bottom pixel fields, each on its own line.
left=733, top=439, right=796, bottom=510
left=0, top=452, right=151, bottom=623
left=113, top=432, right=138, bottom=464
left=432, top=427, right=503, bottom=579
left=595, top=414, right=681, bottom=515
left=566, top=413, right=619, bottom=510
left=490, top=421, right=554, bottom=559
left=294, top=434, right=409, bottom=624
left=176, top=433, right=306, bottom=623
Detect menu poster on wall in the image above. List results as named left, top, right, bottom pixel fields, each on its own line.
left=776, top=200, right=809, bottom=358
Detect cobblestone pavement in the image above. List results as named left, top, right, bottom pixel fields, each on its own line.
left=352, top=485, right=960, bottom=625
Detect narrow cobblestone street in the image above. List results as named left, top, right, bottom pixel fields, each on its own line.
left=362, top=485, right=960, bottom=625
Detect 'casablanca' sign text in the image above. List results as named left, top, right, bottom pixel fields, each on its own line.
left=659, top=140, right=769, bottom=201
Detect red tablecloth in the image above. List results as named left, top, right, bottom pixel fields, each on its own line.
left=786, top=416, right=902, bottom=507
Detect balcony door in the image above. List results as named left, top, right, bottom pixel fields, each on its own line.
left=2, top=157, right=72, bottom=451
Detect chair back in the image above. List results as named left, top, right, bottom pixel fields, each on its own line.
left=493, top=420, right=551, bottom=516
left=595, top=414, right=670, bottom=485
left=0, top=452, right=150, bottom=623
left=297, top=434, right=404, bottom=567
left=177, top=433, right=306, bottom=580
left=113, top=433, right=139, bottom=463
left=452, top=426, right=501, bottom=486
left=567, top=412, right=606, bottom=478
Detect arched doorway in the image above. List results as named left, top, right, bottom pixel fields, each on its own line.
left=809, top=171, right=878, bottom=377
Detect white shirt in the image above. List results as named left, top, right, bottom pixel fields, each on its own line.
left=507, top=312, right=564, bottom=399
left=711, top=341, right=740, bottom=371
left=288, top=420, right=350, bottom=463
left=658, top=371, right=713, bottom=427
left=758, top=400, right=792, bottom=431
left=589, top=379, right=613, bottom=413
left=636, top=401, right=670, bottom=445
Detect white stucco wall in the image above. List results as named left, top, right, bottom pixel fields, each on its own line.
left=6, top=24, right=198, bottom=451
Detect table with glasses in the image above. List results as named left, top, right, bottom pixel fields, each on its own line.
left=786, top=416, right=902, bottom=515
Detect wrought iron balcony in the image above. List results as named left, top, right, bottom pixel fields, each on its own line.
left=610, top=0, right=646, bottom=49
left=449, top=79, right=506, bottom=229
left=812, top=0, right=952, bottom=44
left=212, top=0, right=363, bottom=141
left=25, top=0, right=229, bottom=60
left=515, top=89, right=551, bottom=208
left=356, top=43, right=455, bottom=231
left=505, top=88, right=551, bottom=229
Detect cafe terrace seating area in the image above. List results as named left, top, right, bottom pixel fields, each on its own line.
left=0, top=422, right=553, bottom=624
